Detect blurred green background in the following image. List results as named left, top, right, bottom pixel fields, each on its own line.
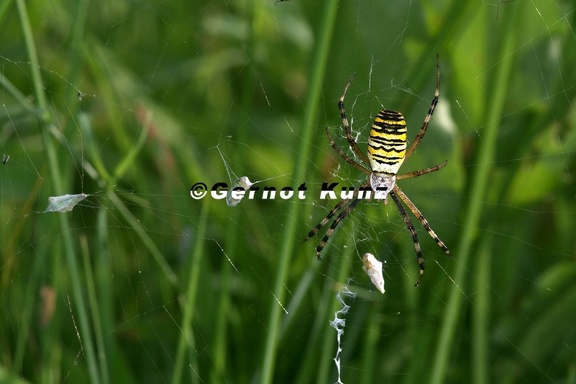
left=1, top=0, right=575, bottom=383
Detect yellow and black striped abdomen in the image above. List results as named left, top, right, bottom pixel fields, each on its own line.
left=367, top=110, right=407, bottom=175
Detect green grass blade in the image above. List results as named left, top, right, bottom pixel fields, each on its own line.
left=80, top=235, right=110, bottom=384
left=260, top=0, right=340, bottom=382
left=16, top=0, right=101, bottom=382
left=171, top=199, right=209, bottom=384
left=316, top=241, right=355, bottom=383
left=429, top=5, right=520, bottom=384
left=472, top=234, right=492, bottom=384
left=107, top=191, right=180, bottom=289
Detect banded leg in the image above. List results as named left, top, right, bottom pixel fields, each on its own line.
left=337, top=73, right=371, bottom=167
left=393, top=185, right=450, bottom=255
left=389, top=191, right=426, bottom=286
left=405, top=54, right=441, bottom=161
left=314, top=198, right=362, bottom=259
left=304, top=198, right=350, bottom=242
left=397, top=160, right=447, bottom=180
left=325, top=126, right=371, bottom=175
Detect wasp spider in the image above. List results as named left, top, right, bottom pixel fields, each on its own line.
left=305, top=55, right=450, bottom=286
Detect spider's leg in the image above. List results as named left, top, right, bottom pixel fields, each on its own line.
left=314, top=198, right=362, bottom=260
left=304, top=198, right=350, bottom=242
left=405, top=54, right=441, bottom=161
left=325, top=126, right=371, bottom=175
left=397, top=160, right=447, bottom=180
left=338, top=74, right=371, bottom=167
left=393, top=186, right=449, bottom=256
left=389, top=190, right=426, bottom=286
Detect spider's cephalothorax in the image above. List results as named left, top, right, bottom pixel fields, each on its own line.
left=304, top=55, right=450, bottom=286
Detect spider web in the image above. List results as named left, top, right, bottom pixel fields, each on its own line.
left=1, top=0, right=575, bottom=383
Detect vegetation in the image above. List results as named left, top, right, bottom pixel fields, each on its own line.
left=1, top=0, right=575, bottom=383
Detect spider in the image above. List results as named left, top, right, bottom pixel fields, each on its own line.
left=305, top=55, right=450, bottom=286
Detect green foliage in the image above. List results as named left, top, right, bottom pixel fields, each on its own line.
left=1, top=0, right=575, bottom=383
